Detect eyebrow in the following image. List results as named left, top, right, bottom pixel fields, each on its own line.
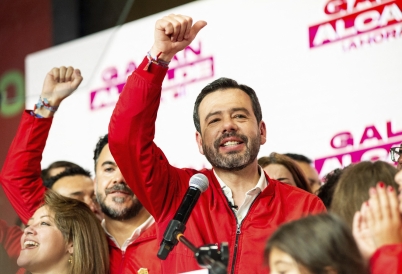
left=204, top=107, right=251, bottom=122
left=28, top=215, right=51, bottom=222
left=101, top=161, right=116, bottom=167
left=69, top=191, right=84, bottom=196
left=204, top=111, right=222, bottom=123
left=274, top=261, right=294, bottom=266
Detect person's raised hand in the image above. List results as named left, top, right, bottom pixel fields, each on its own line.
left=353, top=202, right=376, bottom=261
left=35, top=66, right=83, bottom=117
left=365, top=183, right=402, bottom=248
left=150, top=14, right=207, bottom=62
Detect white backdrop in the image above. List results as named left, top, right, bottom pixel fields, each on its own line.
left=25, top=0, right=402, bottom=177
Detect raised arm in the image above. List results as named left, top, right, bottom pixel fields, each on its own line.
left=108, top=15, right=206, bottom=220
left=0, top=67, right=83, bottom=223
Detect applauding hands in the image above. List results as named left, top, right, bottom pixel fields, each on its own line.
left=353, top=182, right=402, bottom=260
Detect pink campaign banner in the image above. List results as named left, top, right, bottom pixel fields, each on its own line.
left=309, top=0, right=402, bottom=48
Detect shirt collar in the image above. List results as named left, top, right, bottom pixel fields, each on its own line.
left=214, top=166, right=267, bottom=193
left=101, top=215, right=155, bottom=251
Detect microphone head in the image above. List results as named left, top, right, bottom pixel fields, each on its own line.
left=189, top=173, right=209, bottom=193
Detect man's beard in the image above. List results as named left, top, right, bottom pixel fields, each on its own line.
left=202, top=131, right=260, bottom=171
left=96, top=183, right=143, bottom=221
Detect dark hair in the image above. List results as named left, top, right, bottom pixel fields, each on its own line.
left=44, top=167, right=91, bottom=189
left=331, top=161, right=398, bottom=228
left=258, top=152, right=312, bottom=193
left=283, top=153, right=312, bottom=164
left=265, top=213, right=368, bottom=274
left=316, top=168, right=343, bottom=209
left=93, top=134, right=108, bottom=171
left=41, top=161, right=82, bottom=181
left=193, top=77, right=262, bottom=133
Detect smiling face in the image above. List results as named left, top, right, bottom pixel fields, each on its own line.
left=18, top=206, right=72, bottom=273
left=196, top=88, right=266, bottom=171
left=95, top=144, right=142, bottom=220
left=264, top=164, right=297, bottom=187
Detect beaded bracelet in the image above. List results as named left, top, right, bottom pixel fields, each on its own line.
left=34, top=97, right=59, bottom=112
left=144, top=51, right=170, bottom=71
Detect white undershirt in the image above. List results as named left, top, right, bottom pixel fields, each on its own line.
left=214, top=166, right=267, bottom=223
left=101, top=216, right=155, bottom=251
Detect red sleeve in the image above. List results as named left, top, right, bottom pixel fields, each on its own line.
left=309, top=196, right=326, bottom=214
left=0, top=111, right=51, bottom=223
left=109, top=58, right=192, bottom=222
left=369, top=244, right=402, bottom=273
left=0, top=219, right=22, bottom=261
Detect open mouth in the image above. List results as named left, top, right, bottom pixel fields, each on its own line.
left=222, top=140, right=242, bottom=147
left=23, top=240, right=39, bottom=249
left=216, top=133, right=247, bottom=150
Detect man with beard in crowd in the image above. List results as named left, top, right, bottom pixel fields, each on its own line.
left=109, top=14, right=325, bottom=273
left=93, top=134, right=159, bottom=273
left=0, top=66, right=160, bottom=273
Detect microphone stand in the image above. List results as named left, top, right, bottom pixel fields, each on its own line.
left=176, top=232, right=229, bottom=274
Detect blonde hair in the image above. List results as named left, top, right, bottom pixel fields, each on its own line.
left=44, top=190, right=109, bottom=274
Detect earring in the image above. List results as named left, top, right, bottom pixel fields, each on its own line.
left=68, top=254, right=73, bottom=264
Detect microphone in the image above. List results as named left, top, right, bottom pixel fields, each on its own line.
left=157, top=173, right=209, bottom=260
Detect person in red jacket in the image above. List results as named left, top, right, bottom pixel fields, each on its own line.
left=0, top=66, right=161, bottom=273
left=108, top=14, right=326, bottom=273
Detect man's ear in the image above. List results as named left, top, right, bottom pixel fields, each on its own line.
left=196, top=131, right=205, bottom=155
left=259, top=121, right=267, bottom=145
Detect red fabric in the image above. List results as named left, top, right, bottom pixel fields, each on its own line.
left=0, top=219, right=23, bottom=272
left=108, top=223, right=161, bottom=274
left=0, top=111, right=161, bottom=274
left=109, top=58, right=327, bottom=274
left=369, top=244, right=402, bottom=274
left=0, top=111, right=50, bottom=224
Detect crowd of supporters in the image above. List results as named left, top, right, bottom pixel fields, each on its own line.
left=1, top=13, right=402, bottom=274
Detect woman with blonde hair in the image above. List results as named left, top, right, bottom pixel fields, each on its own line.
left=17, top=190, right=109, bottom=274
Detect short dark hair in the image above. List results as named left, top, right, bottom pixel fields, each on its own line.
left=265, top=213, right=367, bottom=274
left=41, top=160, right=82, bottom=181
left=44, top=167, right=91, bottom=189
left=284, top=153, right=312, bottom=164
left=93, top=134, right=108, bottom=171
left=193, top=77, right=262, bottom=133
left=316, top=168, right=343, bottom=209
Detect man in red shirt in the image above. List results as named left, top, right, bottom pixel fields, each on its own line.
left=109, top=14, right=326, bottom=273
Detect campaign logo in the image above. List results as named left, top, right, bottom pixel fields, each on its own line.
left=89, top=41, right=214, bottom=110
left=309, top=0, right=402, bottom=51
left=314, top=120, right=402, bottom=177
